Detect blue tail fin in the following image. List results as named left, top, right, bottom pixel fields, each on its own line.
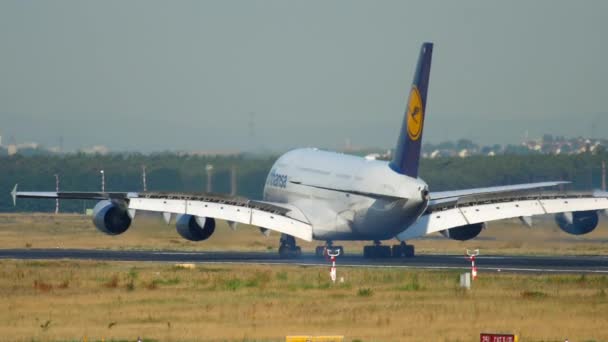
left=389, top=42, right=433, bottom=178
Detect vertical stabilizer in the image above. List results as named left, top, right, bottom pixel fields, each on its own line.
left=390, top=42, right=433, bottom=178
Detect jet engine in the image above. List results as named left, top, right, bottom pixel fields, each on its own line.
left=176, top=214, right=216, bottom=241
left=92, top=200, right=132, bottom=235
left=555, top=210, right=599, bottom=235
left=439, top=223, right=484, bottom=241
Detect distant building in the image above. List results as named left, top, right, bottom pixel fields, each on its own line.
left=80, top=145, right=110, bottom=155
left=7, top=144, right=17, bottom=156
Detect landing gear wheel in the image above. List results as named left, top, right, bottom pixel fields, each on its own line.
left=278, top=234, right=301, bottom=259
left=378, top=245, right=391, bottom=258
left=279, top=245, right=301, bottom=259
left=363, top=244, right=391, bottom=258
left=283, top=246, right=301, bottom=258
left=404, top=245, right=414, bottom=258
left=391, top=243, right=415, bottom=258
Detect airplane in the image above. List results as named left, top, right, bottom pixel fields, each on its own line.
left=12, top=42, right=608, bottom=258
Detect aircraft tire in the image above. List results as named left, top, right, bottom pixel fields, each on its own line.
left=279, top=245, right=301, bottom=259
left=363, top=245, right=391, bottom=258
left=391, top=244, right=415, bottom=258
left=404, top=245, right=415, bottom=258
left=391, top=245, right=404, bottom=258
left=378, top=245, right=391, bottom=258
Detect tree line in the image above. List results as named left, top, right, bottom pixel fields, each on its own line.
left=1, top=151, right=606, bottom=213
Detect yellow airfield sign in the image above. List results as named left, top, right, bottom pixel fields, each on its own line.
left=286, top=336, right=344, bottom=342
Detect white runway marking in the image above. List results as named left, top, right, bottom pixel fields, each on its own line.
left=172, top=260, right=608, bottom=274
left=2, top=249, right=607, bottom=274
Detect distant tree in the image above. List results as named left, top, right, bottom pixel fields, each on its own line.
left=2, top=151, right=606, bottom=212
left=504, top=144, right=535, bottom=155
left=422, top=143, right=436, bottom=153
left=437, top=141, right=455, bottom=150
left=456, top=139, right=477, bottom=150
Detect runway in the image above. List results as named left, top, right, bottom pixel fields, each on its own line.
left=1, top=248, right=608, bottom=274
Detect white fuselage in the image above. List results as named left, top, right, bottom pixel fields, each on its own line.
left=263, top=148, right=429, bottom=241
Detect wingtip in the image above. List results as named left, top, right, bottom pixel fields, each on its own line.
left=11, top=184, right=18, bottom=206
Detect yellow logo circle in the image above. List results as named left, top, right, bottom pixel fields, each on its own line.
left=406, top=87, right=424, bottom=141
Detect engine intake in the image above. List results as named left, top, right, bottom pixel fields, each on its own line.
left=555, top=210, right=599, bottom=235
left=92, top=200, right=132, bottom=235
left=440, top=223, right=484, bottom=241
left=176, top=214, right=216, bottom=241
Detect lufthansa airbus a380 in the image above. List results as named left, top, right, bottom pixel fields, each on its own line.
left=13, top=42, right=608, bottom=258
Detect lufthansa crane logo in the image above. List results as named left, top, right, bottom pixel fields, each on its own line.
left=406, top=86, right=424, bottom=141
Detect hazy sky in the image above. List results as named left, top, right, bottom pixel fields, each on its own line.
left=1, top=1, right=607, bottom=152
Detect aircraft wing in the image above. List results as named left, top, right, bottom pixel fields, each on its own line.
left=12, top=185, right=313, bottom=241
left=429, top=181, right=569, bottom=201
left=397, top=189, right=608, bottom=241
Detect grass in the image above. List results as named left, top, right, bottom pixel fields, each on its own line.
left=395, top=274, right=422, bottom=291
left=2, top=212, right=608, bottom=256
left=520, top=290, right=549, bottom=299
left=2, top=213, right=608, bottom=341
left=356, top=288, right=373, bottom=297
left=0, top=260, right=606, bottom=341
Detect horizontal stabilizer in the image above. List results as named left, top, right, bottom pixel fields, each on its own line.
left=11, top=184, right=17, bottom=206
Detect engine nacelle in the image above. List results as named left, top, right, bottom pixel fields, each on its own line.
left=176, top=214, right=216, bottom=241
left=555, top=210, right=599, bottom=235
left=439, top=223, right=484, bottom=241
left=92, top=200, right=132, bottom=235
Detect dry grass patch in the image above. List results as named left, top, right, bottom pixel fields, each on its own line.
left=2, top=213, right=608, bottom=256
left=0, top=260, right=606, bottom=341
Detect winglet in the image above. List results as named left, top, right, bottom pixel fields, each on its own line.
left=11, top=184, right=18, bottom=206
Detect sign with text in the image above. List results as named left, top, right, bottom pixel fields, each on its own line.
left=480, top=333, right=518, bottom=342
left=286, top=336, right=344, bottom=342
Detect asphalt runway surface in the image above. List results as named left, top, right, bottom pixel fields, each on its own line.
left=1, top=248, right=608, bottom=274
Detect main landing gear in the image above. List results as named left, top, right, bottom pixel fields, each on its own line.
left=278, top=234, right=301, bottom=259
left=315, top=241, right=344, bottom=258
left=363, top=241, right=415, bottom=258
